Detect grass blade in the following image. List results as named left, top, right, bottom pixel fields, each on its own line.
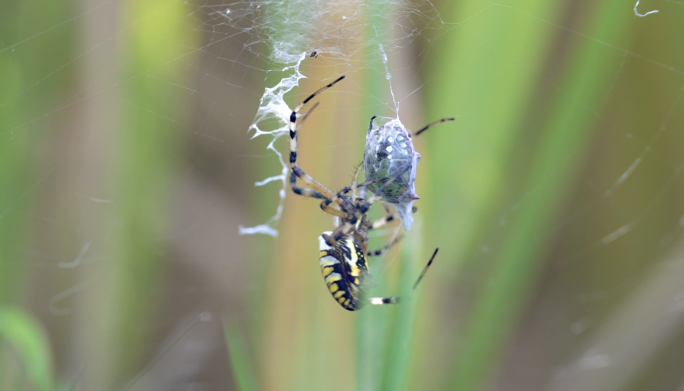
left=224, top=320, right=259, bottom=391
left=0, top=306, right=54, bottom=391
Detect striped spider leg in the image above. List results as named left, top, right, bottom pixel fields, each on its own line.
left=286, top=76, right=439, bottom=311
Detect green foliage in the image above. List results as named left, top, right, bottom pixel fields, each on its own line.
left=107, top=0, right=200, bottom=382
left=225, top=320, right=260, bottom=391
left=0, top=307, right=54, bottom=391
left=425, top=1, right=635, bottom=389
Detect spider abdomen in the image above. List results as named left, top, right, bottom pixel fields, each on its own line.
left=318, top=232, right=371, bottom=311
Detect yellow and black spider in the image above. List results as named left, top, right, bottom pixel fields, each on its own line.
left=287, top=75, right=438, bottom=311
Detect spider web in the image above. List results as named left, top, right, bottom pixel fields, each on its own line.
left=1, top=0, right=684, bottom=390
left=214, top=0, right=449, bottom=236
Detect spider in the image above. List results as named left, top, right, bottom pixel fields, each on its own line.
left=287, top=75, right=439, bottom=311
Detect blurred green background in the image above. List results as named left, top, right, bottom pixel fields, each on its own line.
left=1, top=0, right=684, bottom=390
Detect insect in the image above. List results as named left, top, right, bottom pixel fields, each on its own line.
left=362, top=116, right=455, bottom=231
left=288, top=76, right=439, bottom=311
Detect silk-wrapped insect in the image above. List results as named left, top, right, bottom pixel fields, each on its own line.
left=362, top=116, right=454, bottom=230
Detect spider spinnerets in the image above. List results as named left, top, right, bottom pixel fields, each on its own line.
left=287, top=75, right=438, bottom=311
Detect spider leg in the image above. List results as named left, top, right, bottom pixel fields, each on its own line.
left=412, top=248, right=438, bottom=289
left=352, top=160, right=363, bottom=198
left=288, top=103, right=324, bottom=201
left=293, top=75, right=345, bottom=113
left=368, top=206, right=418, bottom=230
left=288, top=76, right=345, bottom=177
left=319, top=178, right=385, bottom=214
left=290, top=169, right=347, bottom=218
left=288, top=136, right=336, bottom=200
left=369, top=213, right=397, bottom=230
left=320, top=202, right=348, bottom=219
left=369, top=170, right=406, bottom=203
left=323, top=221, right=355, bottom=247
left=413, top=117, right=455, bottom=136
left=369, top=297, right=399, bottom=305
left=289, top=171, right=328, bottom=199
left=368, top=115, right=377, bottom=134
left=357, top=165, right=410, bottom=217
left=366, top=234, right=403, bottom=257
left=288, top=76, right=347, bottom=217
left=368, top=248, right=439, bottom=306
left=297, top=102, right=319, bottom=130
left=289, top=170, right=328, bottom=199
left=337, top=178, right=385, bottom=199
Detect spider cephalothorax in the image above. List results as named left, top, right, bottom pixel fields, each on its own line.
left=286, top=75, right=437, bottom=311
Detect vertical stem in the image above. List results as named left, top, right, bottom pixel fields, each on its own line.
left=443, top=1, right=635, bottom=390
left=383, top=222, right=423, bottom=391
left=356, top=2, right=394, bottom=390
left=85, top=0, right=199, bottom=387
